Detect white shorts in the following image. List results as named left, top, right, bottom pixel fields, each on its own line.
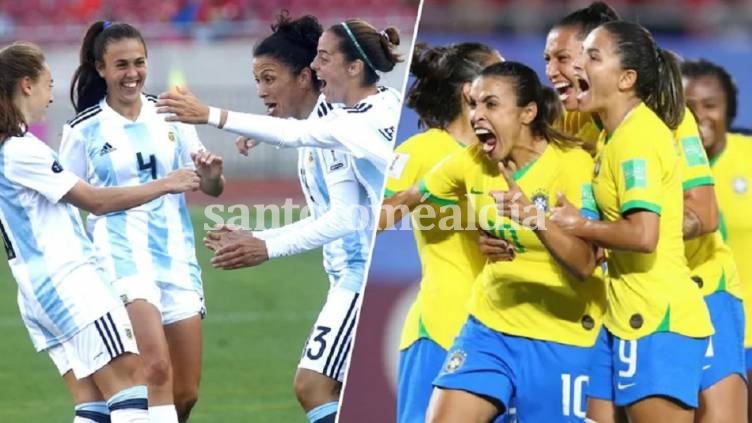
left=47, top=305, right=139, bottom=379
left=298, top=285, right=361, bottom=382
left=113, top=276, right=205, bottom=325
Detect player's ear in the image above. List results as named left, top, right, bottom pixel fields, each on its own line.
left=298, top=67, right=313, bottom=88
left=96, top=60, right=106, bottom=79
left=347, top=59, right=363, bottom=77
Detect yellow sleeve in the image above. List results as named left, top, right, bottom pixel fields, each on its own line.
left=562, top=151, right=599, bottom=220
left=674, top=110, right=714, bottom=190
left=420, top=150, right=467, bottom=206
left=384, top=139, right=422, bottom=197
left=612, top=138, right=664, bottom=216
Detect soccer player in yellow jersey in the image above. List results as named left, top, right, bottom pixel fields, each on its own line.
left=544, top=2, right=619, bottom=154
left=683, top=58, right=751, bottom=421
left=381, top=42, right=502, bottom=423
left=421, top=61, right=605, bottom=423
left=550, top=22, right=713, bottom=423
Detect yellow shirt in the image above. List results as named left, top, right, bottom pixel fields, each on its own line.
left=675, top=114, right=742, bottom=298
left=385, top=129, right=485, bottom=350
left=422, top=142, right=606, bottom=347
left=593, top=103, right=713, bottom=340
left=710, top=132, right=752, bottom=345
left=557, top=110, right=602, bottom=155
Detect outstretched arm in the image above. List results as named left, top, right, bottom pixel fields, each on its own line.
left=155, top=88, right=392, bottom=169
left=63, top=168, right=201, bottom=216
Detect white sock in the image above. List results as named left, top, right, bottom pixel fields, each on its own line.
left=149, top=404, right=179, bottom=423
left=107, top=385, right=148, bottom=423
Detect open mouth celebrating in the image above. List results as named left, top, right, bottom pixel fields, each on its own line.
left=554, top=81, right=574, bottom=102
left=475, top=127, right=498, bottom=154
left=576, top=77, right=590, bottom=100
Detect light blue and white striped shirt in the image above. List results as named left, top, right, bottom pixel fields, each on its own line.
left=59, top=95, right=203, bottom=295
left=0, top=133, right=121, bottom=350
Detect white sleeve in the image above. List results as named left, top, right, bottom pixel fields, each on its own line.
left=254, top=216, right=315, bottom=240
left=221, top=109, right=392, bottom=169
left=256, top=149, right=356, bottom=240
left=7, top=139, right=79, bottom=203
left=58, top=124, right=89, bottom=179
left=263, top=178, right=363, bottom=258
left=176, top=123, right=205, bottom=169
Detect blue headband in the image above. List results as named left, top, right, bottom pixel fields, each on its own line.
left=103, top=20, right=112, bottom=29
left=340, top=22, right=376, bottom=72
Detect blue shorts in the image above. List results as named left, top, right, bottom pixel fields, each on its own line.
left=745, top=348, right=752, bottom=372
left=701, top=292, right=746, bottom=389
left=434, top=316, right=592, bottom=422
left=397, top=338, right=446, bottom=423
left=587, top=327, right=708, bottom=407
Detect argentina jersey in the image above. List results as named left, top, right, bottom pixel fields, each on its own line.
left=59, top=94, right=203, bottom=295
left=296, top=98, right=371, bottom=293
left=0, top=133, right=122, bottom=350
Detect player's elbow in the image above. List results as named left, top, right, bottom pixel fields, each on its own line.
left=634, top=232, right=658, bottom=254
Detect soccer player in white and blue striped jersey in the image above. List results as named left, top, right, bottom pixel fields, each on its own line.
left=59, top=21, right=224, bottom=423
left=160, top=18, right=403, bottom=423
left=0, top=42, right=200, bottom=423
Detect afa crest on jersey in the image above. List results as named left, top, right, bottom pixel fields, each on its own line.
left=531, top=190, right=549, bottom=212
left=733, top=176, right=748, bottom=195
left=168, top=131, right=176, bottom=143
left=443, top=349, right=467, bottom=373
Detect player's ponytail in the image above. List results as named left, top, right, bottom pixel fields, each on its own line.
left=601, top=21, right=684, bottom=129
left=480, top=61, right=580, bottom=149
left=555, top=1, right=620, bottom=39
left=70, top=21, right=147, bottom=113
left=0, top=42, right=46, bottom=143
left=407, top=42, right=498, bottom=130
left=651, top=48, right=685, bottom=130
left=330, top=19, right=404, bottom=86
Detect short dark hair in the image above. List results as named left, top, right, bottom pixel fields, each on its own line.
left=681, top=59, right=738, bottom=128
left=254, top=11, right=323, bottom=91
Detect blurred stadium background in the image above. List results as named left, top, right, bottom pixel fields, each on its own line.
left=340, top=0, right=752, bottom=422
left=0, top=1, right=416, bottom=422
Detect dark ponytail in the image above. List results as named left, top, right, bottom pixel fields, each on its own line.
left=556, top=1, right=620, bottom=39
left=601, top=21, right=684, bottom=129
left=480, top=61, right=580, bottom=148
left=70, top=21, right=146, bottom=113
left=0, top=42, right=46, bottom=143
left=407, top=42, right=496, bottom=129
left=329, top=19, right=403, bottom=86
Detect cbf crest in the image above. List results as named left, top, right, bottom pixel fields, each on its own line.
left=733, top=176, right=748, bottom=195
left=443, top=350, right=467, bottom=373
left=531, top=190, right=549, bottom=212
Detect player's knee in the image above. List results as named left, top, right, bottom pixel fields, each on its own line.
left=142, top=355, right=172, bottom=387
left=174, top=389, right=198, bottom=423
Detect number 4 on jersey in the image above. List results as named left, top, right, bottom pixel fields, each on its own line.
left=136, top=152, right=157, bottom=180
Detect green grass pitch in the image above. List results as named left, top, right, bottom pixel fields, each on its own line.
left=0, top=207, right=329, bottom=422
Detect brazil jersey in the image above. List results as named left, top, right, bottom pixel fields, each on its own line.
left=422, top=142, right=606, bottom=347
left=557, top=109, right=602, bottom=155
left=592, top=103, right=713, bottom=340
left=386, top=129, right=485, bottom=350
left=710, top=132, right=752, bottom=345
left=675, top=113, right=741, bottom=298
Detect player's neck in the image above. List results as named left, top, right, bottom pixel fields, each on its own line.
left=600, top=96, right=640, bottom=135
left=509, top=134, right=547, bottom=171
left=107, top=96, right=142, bottom=121
left=343, top=84, right=378, bottom=108
left=295, top=91, right=321, bottom=120
left=707, top=134, right=727, bottom=161
left=446, top=117, right=476, bottom=146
